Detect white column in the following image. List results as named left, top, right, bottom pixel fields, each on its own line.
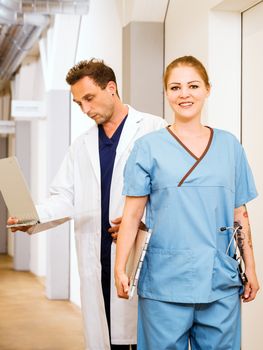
left=0, top=137, right=8, bottom=253
left=13, top=121, right=31, bottom=270
left=45, top=90, right=71, bottom=299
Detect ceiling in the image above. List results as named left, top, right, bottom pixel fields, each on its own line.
left=0, top=0, right=90, bottom=92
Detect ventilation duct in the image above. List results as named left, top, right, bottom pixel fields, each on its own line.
left=0, top=0, right=90, bottom=92
left=0, top=14, right=49, bottom=82
left=22, top=0, right=90, bottom=15
left=0, top=0, right=19, bottom=24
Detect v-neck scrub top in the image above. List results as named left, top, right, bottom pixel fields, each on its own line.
left=123, top=127, right=257, bottom=303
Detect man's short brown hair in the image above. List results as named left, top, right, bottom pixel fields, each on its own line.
left=66, top=58, right=119, bottom=95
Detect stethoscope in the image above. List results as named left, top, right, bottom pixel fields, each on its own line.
left=220, top=222, right=248, bottom=285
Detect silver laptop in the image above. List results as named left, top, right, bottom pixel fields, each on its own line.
left=0, top=156, right=70, bottom=230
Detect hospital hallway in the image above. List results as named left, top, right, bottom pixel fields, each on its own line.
left=0, top=254, right=85, bottom=350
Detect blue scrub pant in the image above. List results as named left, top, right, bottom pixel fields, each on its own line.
left=138, top=293, right=240, bottom=350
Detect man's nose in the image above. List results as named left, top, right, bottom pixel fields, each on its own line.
left=81, top=101, right=91, bottom=114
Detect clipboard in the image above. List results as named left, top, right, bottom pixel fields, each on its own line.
left=126, top=228, right=152, bottom=299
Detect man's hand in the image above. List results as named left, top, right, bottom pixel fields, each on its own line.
left=108, top=217, right=122, bottom=243
left=7, top=217, right=33, bottom=233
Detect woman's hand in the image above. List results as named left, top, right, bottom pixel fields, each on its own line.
left=115, top=270, right=129, bottom=299
left=242, top=268, right=260, bottom=302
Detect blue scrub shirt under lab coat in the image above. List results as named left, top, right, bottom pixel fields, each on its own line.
left=99, top=116, right=127, bottom=339
left=123, top=127, right=257, bottom=304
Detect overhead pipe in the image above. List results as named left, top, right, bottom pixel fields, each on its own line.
left=21, top=0, right=90, bottom=15
left=0, top=22, right=10, bottom=46
left=0, top=14, right=49, bottom=91
left=0, top=0, right=90, bottom=92
left=0, top=0, right=19, bottom=24
left=0, top=16, right=49, bottom=79
left=0, top=4, right=16, bottom=24
left=0, top=25, right=40, bottom=79
left=0, top=0, right=20, bottom=11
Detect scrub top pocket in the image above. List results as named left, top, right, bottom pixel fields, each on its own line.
left=138, top=248, right=194, bottom=301
left=212, top=250, right=242, bottom=292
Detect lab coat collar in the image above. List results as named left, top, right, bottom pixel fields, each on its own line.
left=115, top=104, right=142, bottom=165
left=83, top=105, right=142, bottom=185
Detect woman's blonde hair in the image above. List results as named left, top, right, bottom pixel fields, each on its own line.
left=163, top=56, right=210, bottom=90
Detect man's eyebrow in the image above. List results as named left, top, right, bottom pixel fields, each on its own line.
left=73, top=93, right=93, bottom=102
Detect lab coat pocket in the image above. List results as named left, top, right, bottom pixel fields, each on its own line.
left=212, top=250, right=242, bottom=291
left=75, top=232, right=98, bottom=278
left=139, top=248, right=194, bottom=301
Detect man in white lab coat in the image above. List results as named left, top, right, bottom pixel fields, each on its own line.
left=9, top=59, right=166, bottom=350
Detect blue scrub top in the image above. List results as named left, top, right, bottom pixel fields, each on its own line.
left=123, top=127, right=257, bottom=303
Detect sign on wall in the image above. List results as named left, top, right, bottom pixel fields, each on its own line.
left=11, top=100, right=46, bottom=120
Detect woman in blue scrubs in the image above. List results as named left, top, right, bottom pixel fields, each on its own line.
left=115, top=56, right=260, bottom=349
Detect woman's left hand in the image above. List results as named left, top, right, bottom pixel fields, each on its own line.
left=242, top=268, right=260, bottom=302
left=115, top=270, right=129, bottom=299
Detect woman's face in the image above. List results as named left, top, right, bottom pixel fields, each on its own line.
left=166, top=65, right=210, bottom=122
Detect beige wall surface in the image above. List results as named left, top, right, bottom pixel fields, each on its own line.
left=123, top=22, right=163, bottom=116
left=242, top=2, right=263, bottom=348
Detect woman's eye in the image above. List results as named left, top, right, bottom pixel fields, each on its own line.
left=171, top=86, right=180, bottom=91
left=190, top=85, right=199, bottom=89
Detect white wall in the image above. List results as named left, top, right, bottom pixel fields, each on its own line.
left=165, top=0, right=210, bottom=124
left=75, top=2, right=122, bottom=94
left=164, top=0, right=242, bottom=137
left=207, top=10, right=241, bottom=137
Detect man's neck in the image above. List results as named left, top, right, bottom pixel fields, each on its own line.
left=102, top=103, right=128, bottom=138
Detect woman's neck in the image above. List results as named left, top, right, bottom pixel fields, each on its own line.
left=171, top=119, right=207, bottom=138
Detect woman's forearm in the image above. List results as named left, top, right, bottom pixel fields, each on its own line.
left=234, top=204, right=260, bottom=302
left=234, top=205, right=255, bottom=269
left=114, top=196, right=148, bottom=298
left=115, top=196, right=148, bottom=273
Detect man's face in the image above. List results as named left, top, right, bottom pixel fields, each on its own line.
left=71, top=76, right=115, bottom=125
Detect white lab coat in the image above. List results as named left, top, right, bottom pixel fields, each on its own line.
left=36, top=106, right=167, bottom=350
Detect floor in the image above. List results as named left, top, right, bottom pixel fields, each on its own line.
left=0, top=254, right=85, bottom=350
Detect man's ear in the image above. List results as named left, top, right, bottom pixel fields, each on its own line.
left=106, top=81, right=117, bottom=95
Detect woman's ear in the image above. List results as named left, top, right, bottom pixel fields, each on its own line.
left=206, top=84, right=211, bottom=97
